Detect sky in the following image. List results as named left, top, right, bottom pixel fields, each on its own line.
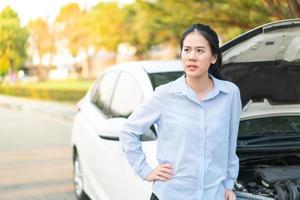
left=0, top=0, right=133, bottom=26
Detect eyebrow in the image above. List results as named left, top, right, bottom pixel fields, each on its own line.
left=183, top=45, right=206, bottom=49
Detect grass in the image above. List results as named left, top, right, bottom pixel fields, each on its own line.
left=12, top=79, right=94, bottom=91
left=0, top=79, right=95, bottom=103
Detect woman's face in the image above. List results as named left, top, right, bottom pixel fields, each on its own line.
left=181, top=31, right=217, bottom=79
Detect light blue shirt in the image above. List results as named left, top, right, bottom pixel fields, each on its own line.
left=120, top=74, right=242, bottom=200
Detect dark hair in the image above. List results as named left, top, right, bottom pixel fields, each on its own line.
left=180, top=24, right=222, bottom=76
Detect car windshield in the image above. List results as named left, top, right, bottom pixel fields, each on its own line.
left=148, top=71, right=184, bottom=89
left=239, top=116, right=300, bottom=137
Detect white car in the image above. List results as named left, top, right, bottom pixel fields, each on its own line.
left=71, top=19, right=300, bottom=200
left=71, top=60, right=184, bottom=200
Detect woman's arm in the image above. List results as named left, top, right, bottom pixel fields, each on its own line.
left=119, top=87, right=162, bottom=180
left=224, top=85, right=242, bottom=189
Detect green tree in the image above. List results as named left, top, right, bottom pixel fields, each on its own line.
left=196, top=0, right=272, bottom=41
left=121, top=0, right=300, bottom=58
left=146, top=0, right=271, bottom=43
left=56, top=3, right=89, bottom=56
left=147, top=0, right=206, bottom=57
left=27, top=18, right=56, bottom=80
left=123, top=0, right=166, bottom=58
left=50, top=0, right=300, bottom=65
left=197, top=0, right=300, bottom=41
left=88, top=2, right=125, bottom=53
left=55, top=3, right=92, bottom=77
left=261, top=0, right=300, bottom=19
left=0, top=6, right=28, bottom=77
left=123, top=0, right=297, bottom=57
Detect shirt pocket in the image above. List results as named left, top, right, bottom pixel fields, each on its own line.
left=207, top=113, right=230, bottom=155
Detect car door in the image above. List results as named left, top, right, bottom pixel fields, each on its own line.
left=76, top=70, right=120, bottom=200
left=96, top=71, right=157, bottom=200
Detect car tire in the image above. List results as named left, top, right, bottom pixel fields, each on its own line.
left=73, top=151, right=90, bottom=200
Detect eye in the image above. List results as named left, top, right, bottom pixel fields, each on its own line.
left=197, top=48, right=205, bottom=53
left=183, top=48, right=190, bottom=52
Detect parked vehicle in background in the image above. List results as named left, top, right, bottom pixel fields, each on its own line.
left=71, top=60, right=183, bottom=200
left=71, top=19, right=300, bottom=200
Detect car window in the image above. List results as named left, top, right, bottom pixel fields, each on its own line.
left=239, top=116, right=300, bottom=137
left=110, top=72, right=144, bottom=118
left=148, top=71, right=184, bottom=89
left=92, top=71, right=119, bottom=116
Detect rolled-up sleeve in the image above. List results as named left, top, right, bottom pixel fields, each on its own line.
left=119, top=87, right=162, bottom=180
left=224, top=86, right=242, bottom=189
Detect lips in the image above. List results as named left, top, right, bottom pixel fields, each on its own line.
left=187, top=65, right=198, bottom=71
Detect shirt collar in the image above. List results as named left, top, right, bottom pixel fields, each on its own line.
left=171, top=74, right=229, bottom=95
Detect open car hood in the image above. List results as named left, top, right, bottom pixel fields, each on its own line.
left=217, top=19, right=300, bottom=108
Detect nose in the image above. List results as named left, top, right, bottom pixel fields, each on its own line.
left=188, top=50, right=197, bottom=61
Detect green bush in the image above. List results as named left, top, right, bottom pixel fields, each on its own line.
left=0, top=85, right=87, bottom=103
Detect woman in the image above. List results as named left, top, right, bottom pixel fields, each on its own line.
left=120, top=24, right=242, bottom=200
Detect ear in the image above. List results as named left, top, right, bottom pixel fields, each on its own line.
left=211, top=54, right=217, bottom=64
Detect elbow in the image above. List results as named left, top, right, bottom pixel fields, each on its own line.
left=119, top=129, right=128, bottom=144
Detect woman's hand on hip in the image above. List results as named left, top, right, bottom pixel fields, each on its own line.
left=146, top=163, right=174, bottom=182
left=225, top=189, right=236, bottom=200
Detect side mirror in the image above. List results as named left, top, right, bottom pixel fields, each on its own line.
left=98, top=118, right=157, bottom=142
left=98, top=118, right=126, bottom=141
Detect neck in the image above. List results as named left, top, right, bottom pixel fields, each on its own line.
left=185, top=73, right=214, bottom=97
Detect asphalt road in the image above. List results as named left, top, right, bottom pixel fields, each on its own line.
left=0, top=106, right=76, bottom=200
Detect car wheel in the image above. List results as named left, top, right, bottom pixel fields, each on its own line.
left=73, top=151, right=90, bottom=200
